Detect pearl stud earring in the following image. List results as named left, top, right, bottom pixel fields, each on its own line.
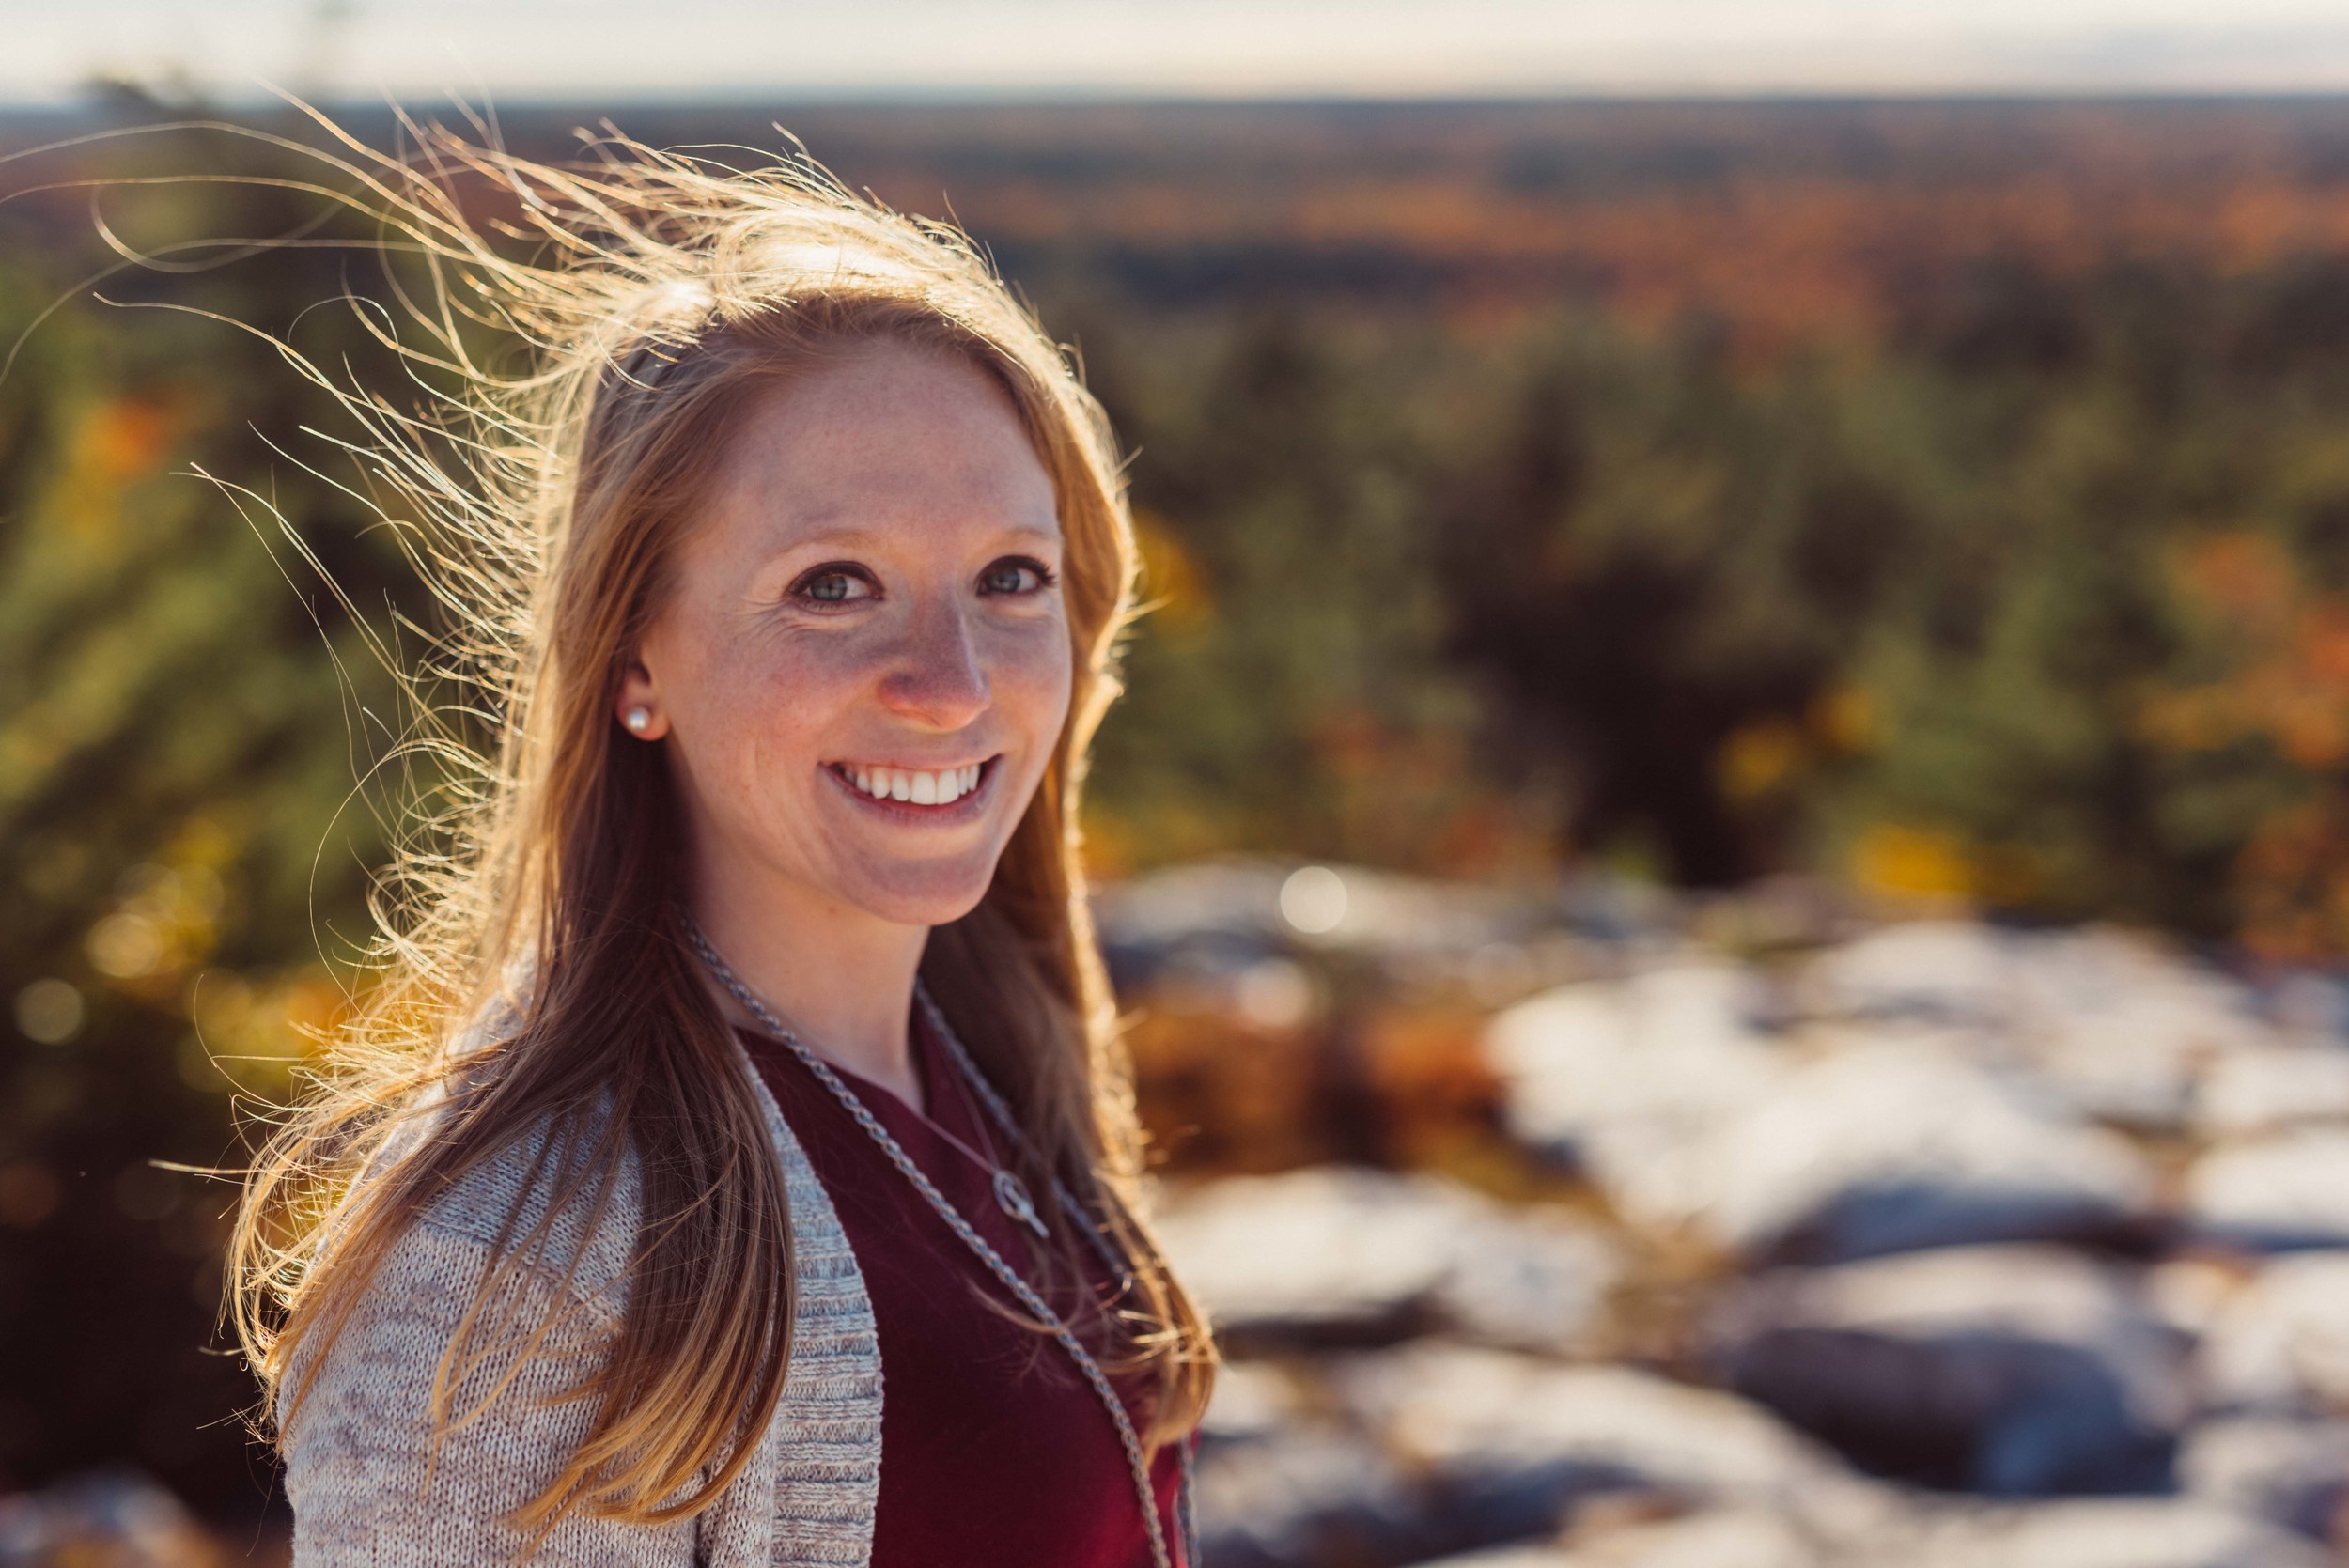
left=623, top=706, right=653, bottom=735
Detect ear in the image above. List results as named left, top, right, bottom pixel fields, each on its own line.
left=614, top=654, right=672, bottom=741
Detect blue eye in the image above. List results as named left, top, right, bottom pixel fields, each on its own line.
left=790, top=564, right=878, bottom=606
left=981, top=557, right=1057, bottom=596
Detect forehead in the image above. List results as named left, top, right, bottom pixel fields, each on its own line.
left=706, top=340, right=1061, bottom=551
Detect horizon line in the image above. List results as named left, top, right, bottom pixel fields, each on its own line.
left=11, top=85, right=2349, bottom=116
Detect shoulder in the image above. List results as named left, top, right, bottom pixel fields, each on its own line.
left=276, top=1100, right=680, bottom=1564
left=391, top=1094, right=642, bottom=1319
left=286, top=1089, right=644, bottom=1416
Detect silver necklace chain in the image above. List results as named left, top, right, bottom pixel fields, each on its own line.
left=801, top=989, right=1053, bottom=1243
left=684, top=919, right=1195, bottom=1568
left=907, top=984, right=1138, bottom=1287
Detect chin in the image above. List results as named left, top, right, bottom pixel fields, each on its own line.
left=834, top=860, right=1001, bottom=929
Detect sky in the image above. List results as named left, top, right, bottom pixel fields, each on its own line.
left=4, top=0, right=2349, bottom=104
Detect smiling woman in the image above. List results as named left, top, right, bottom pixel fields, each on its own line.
left=215, top=120, right=1216, bottom=1567
left=623, top=346, right=1080, bottom=1109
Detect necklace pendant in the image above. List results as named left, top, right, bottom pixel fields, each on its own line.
left=994, top=1169, right=1050, bottom=1240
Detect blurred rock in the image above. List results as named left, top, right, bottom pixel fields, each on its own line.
left=1403, top=1493, right=2337, bottom=1568
left=2002, top=928, right=2272, bottom=1130
left=1194, top=1358, right=1440, bottom=1568
left=1335, top=1343, right=1861, bottom=1552
left=2198, top=1250, right=2349, bottom=1412
left=0, top=1468, right=226, bottom=1567
left=1482, top=965, right=1787, bottom=1228
left=1799, top=922, right=2272, bottom=1130
left=2266, top=970, right=2349, bottom=1040
left=1159, top=1168, right=1458, bottom=1346
left=1706, top=1245, right=2186, bottom=1495
left=1904, top=1498, right=2334, bottom=1568
left=1436, top=1207, right=1624, bottom=1357
left=2178, top=1415, right=2349, bottom=1540
left=1198, top=1358, right=1309, bottom=1445
left=1558, top=1509, right=1824, bottom=1568
left=1676, top=1040, right=2155, bottom=1263
left=2187, top=1129, right=2349, bottom=1250
left=1159, top=1168, right=1618, bottom=1354
left=1195, top=1422, right=1432, bottom=1568
left=2193, top=1045, right=2349, bottom=1138
left=1797, top=921, right=2021, bottom=1026
left=1410, top=1507, right=1827, bottom=1568
left=1491, top=953, right=2155, bottom=1261
left=1407, top=1547, right=1575, bottom=1568
left=2143, top=1254, right=2253, bottom=1341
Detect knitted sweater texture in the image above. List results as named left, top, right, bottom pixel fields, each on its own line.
left=279, top=1034, right=886, bottom=1566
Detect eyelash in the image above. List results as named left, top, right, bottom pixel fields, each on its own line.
left=785, top=557, right=1059, bottom=609
left=786, top=563, right=878, bottom=608
left=982, top=556, right=1059, bottom=596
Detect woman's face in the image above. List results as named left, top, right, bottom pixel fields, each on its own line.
left=620, top=338, right=1073, bottom=928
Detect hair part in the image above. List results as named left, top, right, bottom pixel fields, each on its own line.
left=223, top=112, right=1214, bottom=1539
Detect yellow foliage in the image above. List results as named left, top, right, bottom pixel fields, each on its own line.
left=1850, top=822, right=1977, bottom=901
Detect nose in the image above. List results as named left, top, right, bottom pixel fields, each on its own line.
left=876, top=594, right=991, bottom=731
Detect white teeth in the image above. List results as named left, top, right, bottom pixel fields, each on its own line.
left=840, top=761, right=987, bottom=805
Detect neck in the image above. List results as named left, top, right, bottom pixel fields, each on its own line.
left=689, top=860, right=930, bottom=1115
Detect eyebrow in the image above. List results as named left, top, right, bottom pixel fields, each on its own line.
left=785, top=521, right=1063, bottom=551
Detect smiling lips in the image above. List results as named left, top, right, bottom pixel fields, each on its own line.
left=828, top=758, right=993, bottom=808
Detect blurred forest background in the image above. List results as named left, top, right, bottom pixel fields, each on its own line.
left=13, top=93, right=2349, bottom=1540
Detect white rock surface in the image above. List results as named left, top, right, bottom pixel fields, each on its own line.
left=1413, top=1508, right=1828, bottom=1568
left=2198, top=1250, right=2349, bottom=1412
left=2004, top=928, right=2272, bottom=1128
left=1571, top=1509, right=1827, bottom=1568
left=1157, top=1167, right=1618, bottom=1351
left=1483, top=965, right=1787, bottom=1228
left=1707, top=1245, right=2186, bottom=1495
left=1407, top=1547, right=1576, bottom=1568
left=1436, top=1205, right=1626, bottom=1356
left=1193, top=1423, right=1430, bottom=1568
left=1197, top=1358, right=1307, bottom=1444
left=1405, top=1494, right=2334, bottom=1568
left=2179, top=1415, right=2349, bottom=1540
left=2187, top=1128, right=2349, bottom=1250
left=1677, top=1040, right=2155, bottom=1262
left=1336, top=1343, right=1860, bottom=1546
left=2194, top=1044, right=2349, bottom=1138
left=1798, top=920, right=2022, bottom=1026
left=1904, top=1498, right=2335, bottom=1568
left=1798, top=922, right=2274, bottom=1129
left=1491, top=953, right=2155, bottom=1261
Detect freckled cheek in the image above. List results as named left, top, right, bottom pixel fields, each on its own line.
left=987, top=627, right=1075, bottom=732
left=700, top=648, right=865, bottom=772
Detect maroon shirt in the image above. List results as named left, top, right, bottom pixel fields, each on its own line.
left=739, top=1014, right=1185, bottom=1568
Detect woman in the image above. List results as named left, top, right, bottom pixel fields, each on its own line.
left=227, top=122, right=1216, bottom=1566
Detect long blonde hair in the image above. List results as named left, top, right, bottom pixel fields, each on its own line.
left=223, top=112, right=1215, bottom=1535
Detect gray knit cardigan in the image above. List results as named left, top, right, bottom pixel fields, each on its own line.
left=279, top=1033, right=885, bottom=1566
